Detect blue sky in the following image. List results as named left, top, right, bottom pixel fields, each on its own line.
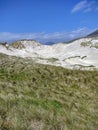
left=0, top=0, right=98, bottom=43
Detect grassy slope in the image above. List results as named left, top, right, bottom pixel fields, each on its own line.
left=0, top=54, right=98, bottom=130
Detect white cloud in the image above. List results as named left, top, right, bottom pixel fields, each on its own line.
left=71, top=0, right=87, bottom=13
left=0, top=28, right=93, bottom=44
left=71, top=0, right=97, bottom=13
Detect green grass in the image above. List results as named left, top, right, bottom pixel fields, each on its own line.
left=0, top=54, right=98, bottom=130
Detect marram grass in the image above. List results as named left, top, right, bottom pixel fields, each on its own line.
left=0, top=54, right=98, bottom=130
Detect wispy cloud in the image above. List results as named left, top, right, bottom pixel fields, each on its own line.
left=71, top=0, right=87, bottom=13
left=0, top=28, right=93, bottom=44
left=71, top=0, right=97, bottom=13
left=96, top=6, right=98, bottom=11
left=84, top=7, right=92, bottom=13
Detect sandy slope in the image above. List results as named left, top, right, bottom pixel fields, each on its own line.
left=0, top=38, right=98, bottom=69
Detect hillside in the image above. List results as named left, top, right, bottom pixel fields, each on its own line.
left=0, top=37, right=98, bottom=70
left=0, top=54, right=98, bottom=130
left=87, top=30, right=98, bottom=37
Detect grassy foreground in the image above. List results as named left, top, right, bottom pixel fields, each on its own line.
left=0, top=54, right=98, bottom=130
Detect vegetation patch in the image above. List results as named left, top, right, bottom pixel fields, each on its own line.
left=63, top=56, right=87, bottom=61
left=47, top=58, right=59, bottom=63
left=81, top=41, right=98, bottom=49
left=81, top=41, right=92, bottom=47
left=10, top=41, right=25, bottom=49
